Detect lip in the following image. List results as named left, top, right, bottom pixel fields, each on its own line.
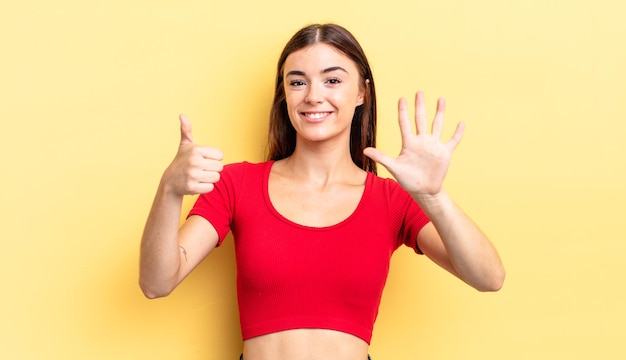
left=300, top=111, right=333, bottom=123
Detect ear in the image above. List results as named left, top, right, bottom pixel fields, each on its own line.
left=357, top=79, right=370, bottom=106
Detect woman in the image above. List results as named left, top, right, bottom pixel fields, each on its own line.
left=139, top=23, right=505, bottom=360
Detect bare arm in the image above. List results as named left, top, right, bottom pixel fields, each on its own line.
left=139, top=115, right=224, bottom=298
left=416, top=192, right=504, bottom=291
left=364, top=92, right=505, bottom=291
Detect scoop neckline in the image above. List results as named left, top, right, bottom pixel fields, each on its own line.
left=262, top=160, right=371, bottom=231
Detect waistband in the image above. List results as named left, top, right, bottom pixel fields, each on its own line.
left=240, top=355, right=372, bottom=360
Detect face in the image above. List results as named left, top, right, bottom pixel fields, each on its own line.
left=283, top=43, right=365, bottom=146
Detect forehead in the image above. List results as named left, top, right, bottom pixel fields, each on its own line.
left=283, top=43, right=358, bottom=74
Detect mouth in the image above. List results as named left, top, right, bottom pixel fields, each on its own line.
left=301, top=111, right=332, bottom=122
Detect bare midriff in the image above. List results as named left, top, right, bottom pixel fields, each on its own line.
left=242, top=328, right=369, bottom=360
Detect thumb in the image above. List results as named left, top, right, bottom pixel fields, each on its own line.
left=363, top=147, right=394, bottom=172
left=179, top=114, right=194, bottom=145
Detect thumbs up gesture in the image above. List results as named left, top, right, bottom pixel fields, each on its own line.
left=162, top=114, right=224, bottom=196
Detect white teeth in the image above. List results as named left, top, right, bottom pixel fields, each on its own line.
left=305, top=112, right=329, bottom=119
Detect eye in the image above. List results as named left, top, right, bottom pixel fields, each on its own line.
left=325, top=77, right=342, bottom=85
left=289, top=80, right=306, bottom=87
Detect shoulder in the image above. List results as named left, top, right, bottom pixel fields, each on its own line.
left=222, top=160, right=273, bottom=176
left=193, top=160, right=272, bottom=212
left=368, top=172, right=410, bottom=199
left=205, top=161, right=272, bottom=195
left=366, top=172, right=424, bottom=216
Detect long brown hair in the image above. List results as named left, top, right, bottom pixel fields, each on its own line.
left=267, top=24, right=377, bottom=174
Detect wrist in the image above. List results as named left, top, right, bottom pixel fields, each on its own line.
left=158, top=172, right=185, bottom=200
left=411, top=189, right=452, bottom=216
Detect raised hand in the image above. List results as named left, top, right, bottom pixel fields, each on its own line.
left=162, top=114, right=224, bottom=196
left=363, top=91, right=464, bottom=198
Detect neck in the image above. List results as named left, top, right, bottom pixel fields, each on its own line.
left=282, top=139, right=361, bottom=185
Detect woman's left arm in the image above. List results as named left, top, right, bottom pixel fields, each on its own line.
left=414, top=192, right=505, bottom=292
left=364, top=91, right=505, bottom=291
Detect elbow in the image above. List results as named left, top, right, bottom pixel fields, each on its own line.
left=139, top=264, right=182, bottom=299
left=476, top=267, right=506, bottom=292
left=139, top=278, right=174, bottom=299
left=141, top=288, right=170, bottom=300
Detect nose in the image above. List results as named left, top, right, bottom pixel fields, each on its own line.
left=305, top=82, right=323, bottom=104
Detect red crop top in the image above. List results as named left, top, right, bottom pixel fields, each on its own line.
left=188, top=161, right=430, bottom=344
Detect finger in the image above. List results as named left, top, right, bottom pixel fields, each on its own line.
left=363, top=147, right=395, bottom=172
left=397, top=97, right=413, bottom=143
left=196, top=146, right=225, bottom=161
left=197, top=158, right=224, bottom=173
left=185, top=169, right=221, bottom=194
left=431, top=97, right=446, bottom=138
left=446, top=121, right=465, bottom=152
left=198, top=169, right=222, bottom=184
left=187, top=167, right=220, bottom=182
left=196, top=183, right=216, bottom=194
left=414, top=91, right=428, bottom=135
left=187, top=182, right=216, bottom=195
left=179, top=114, right=194, bottom=145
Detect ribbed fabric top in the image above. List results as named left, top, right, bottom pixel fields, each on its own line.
left=188, top=161, right=429, bottom=344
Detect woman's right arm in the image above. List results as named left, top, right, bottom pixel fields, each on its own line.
left=139, top=115, right=224, bottom=298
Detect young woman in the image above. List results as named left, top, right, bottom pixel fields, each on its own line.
left=139, top=23, right=505, bottom=360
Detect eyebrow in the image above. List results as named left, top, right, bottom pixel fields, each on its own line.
left=285, top=66, right=349, bottom=77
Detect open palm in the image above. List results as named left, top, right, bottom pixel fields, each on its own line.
left=364, top=91, right=464, bottom=197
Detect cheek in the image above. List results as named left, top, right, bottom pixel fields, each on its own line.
left=284, top=97, right=295, bottom=116
left=284, top=96, right=300, bottom=125
left=284, top=92, right=300, bottom=111
left=333, top=91, right=361, bottom=109
left=343, top=85, right=364, bottom=105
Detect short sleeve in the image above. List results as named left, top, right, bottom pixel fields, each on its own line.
left=387, top=179, right=431, bottom=254
left=187, top=162, right=244, bottom=246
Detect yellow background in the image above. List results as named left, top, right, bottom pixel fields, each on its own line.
left=1, top=0, right=625, bottom=359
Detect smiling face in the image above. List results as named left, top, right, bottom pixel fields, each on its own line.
left=283, top=43, right=365, bottom=146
